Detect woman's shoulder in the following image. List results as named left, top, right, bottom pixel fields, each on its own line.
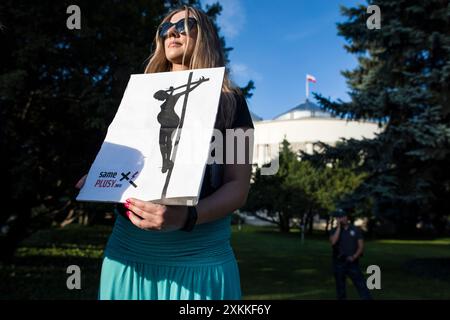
left=230, top=89, right=254, bottom=129
left=215, top=88, right=254, bottom=131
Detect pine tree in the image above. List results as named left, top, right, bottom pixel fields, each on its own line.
left=305, top=0, right=450, bottom=235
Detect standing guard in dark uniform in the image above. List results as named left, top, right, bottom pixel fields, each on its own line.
left=329, top=209, right=372, bottom=300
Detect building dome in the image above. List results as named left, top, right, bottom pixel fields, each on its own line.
left=273, top=99, right=332, bottom=120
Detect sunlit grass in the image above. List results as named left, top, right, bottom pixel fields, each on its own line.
left=375, top=238, right=450, bottom=245
left=0, top=223, right=449, bottom=299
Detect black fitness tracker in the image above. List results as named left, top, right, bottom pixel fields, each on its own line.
left=180, top=206, right=198, bottom=232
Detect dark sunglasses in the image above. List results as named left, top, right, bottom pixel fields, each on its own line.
left=159, top=17, right=197, bottom=38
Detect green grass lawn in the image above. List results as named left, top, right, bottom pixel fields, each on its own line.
left=1, top=223, right=449, bottom=300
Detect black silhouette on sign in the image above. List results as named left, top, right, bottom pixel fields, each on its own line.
left=154, top=72, right=209, bottom=199
left=154, top=75, right=208, bottom=174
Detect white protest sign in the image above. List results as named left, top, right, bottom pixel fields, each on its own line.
left=76, top=67, right=225, bottom=205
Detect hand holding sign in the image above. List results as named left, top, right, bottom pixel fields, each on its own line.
left=122, top=198, right=188, bottom=232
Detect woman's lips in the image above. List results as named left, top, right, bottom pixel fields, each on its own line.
left=168, top=42, right=182, bottom=48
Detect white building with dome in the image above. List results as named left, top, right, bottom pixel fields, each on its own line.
left=251, top=99, right=383, bottom=168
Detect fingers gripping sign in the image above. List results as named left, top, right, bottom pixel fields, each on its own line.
left=127, top=210, right=147, bottom=230
left=124, top=198, right=188, bottom=232
left=125, top=199, right=163, bottom=230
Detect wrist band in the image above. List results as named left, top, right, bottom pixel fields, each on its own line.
left=181, top=206, right=198, bottom=232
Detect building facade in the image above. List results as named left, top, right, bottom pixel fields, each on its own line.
left=251, top=100, right=382, bottom=167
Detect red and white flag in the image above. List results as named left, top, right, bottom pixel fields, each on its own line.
left=306, top=74, right=317, bottom=83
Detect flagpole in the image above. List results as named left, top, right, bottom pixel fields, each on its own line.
left=305, top=74, right=309, bottom=101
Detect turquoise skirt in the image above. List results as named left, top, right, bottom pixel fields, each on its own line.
left=98, top=212, right=241, bottom=300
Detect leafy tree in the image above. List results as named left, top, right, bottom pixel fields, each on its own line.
left=289, top=156, right=366, bottom=234
left=244, top=139, right=364, bottom=233
left=244, top=140, right=303, bottom=232
left=304, top=0, right=450, bottom=235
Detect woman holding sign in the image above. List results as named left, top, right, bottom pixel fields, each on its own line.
left=77, top=5, right=254, bottom=300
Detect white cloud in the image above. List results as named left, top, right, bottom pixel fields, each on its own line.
left=230, top=63, right=263, bottom=85
left=203, top=0, right=246, bottom=39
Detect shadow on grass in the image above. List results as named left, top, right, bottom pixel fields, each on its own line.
left=0, top=254, right=103, bottom=300
left=0, top=224, right=111, bottom=300
left=404, top=258, right=450, bottom=281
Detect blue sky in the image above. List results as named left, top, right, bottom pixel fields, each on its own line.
left=203, top=0, right=365, bottom=119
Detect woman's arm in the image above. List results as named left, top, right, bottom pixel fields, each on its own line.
left=196, top=157, right=252, bottom=225
left=196, top=126, right=253, bottom=224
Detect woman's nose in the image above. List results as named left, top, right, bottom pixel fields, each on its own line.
left=166, top=25, right=179, bottom=38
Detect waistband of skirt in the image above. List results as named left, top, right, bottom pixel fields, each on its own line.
left=103, top=214, right=235, bottom=266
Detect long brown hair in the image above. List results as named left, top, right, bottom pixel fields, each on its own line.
left=144, top=5, right=239, bottom=130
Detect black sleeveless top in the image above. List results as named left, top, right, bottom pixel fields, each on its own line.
left=199, top=93, right=254, bottom=200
